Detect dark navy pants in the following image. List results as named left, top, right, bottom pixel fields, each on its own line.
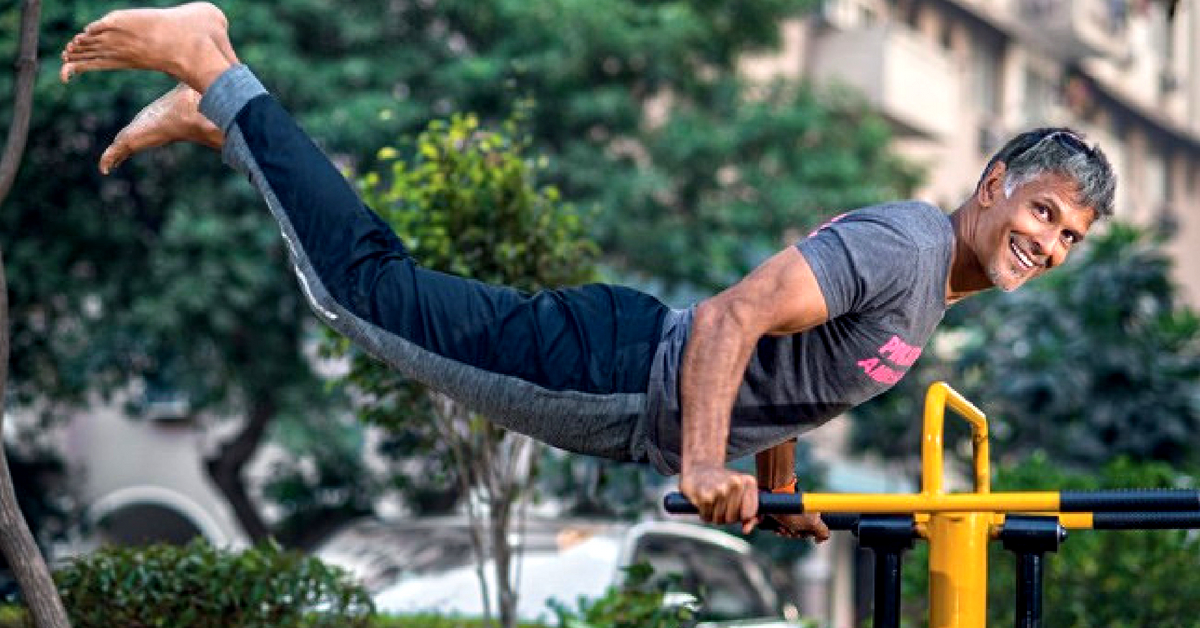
left=199, top=65, right=668, bottom=461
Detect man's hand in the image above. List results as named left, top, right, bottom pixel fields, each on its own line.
left=679, top=464, right=760, bottom=533
left=760, top=513, right=831, bottom=542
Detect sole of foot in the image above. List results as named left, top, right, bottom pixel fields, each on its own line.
left=99, top=83, right=224, bottom=175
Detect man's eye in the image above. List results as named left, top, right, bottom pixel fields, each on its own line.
left=1062, top=232, right=1077, bottom=245
left=1034, top=204, right=1050, bottom=219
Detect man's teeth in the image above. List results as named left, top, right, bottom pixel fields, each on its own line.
left=1010, top=240, right=1034, bottom=269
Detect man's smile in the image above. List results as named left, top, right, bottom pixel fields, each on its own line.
left=1009, top=234, right=1037, bottom=272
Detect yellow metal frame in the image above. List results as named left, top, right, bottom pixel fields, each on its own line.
left=796, top=382, right=1102, bottom=627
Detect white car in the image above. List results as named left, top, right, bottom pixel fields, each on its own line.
left=316, top=516, right=807, bottom=627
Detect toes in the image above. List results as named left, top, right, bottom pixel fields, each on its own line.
left=68, top=38, right=105, bottom=55
left=83, top=18, right=116, bottom=36
left=60, top=57, right=127, bottom=82
left=67, top=32, right=111, bottom=56
left=63, top=33, right=109, bottom=65
left=99, top=140, right=131, bottom=175
left=62, top=49, right=104, bottom=64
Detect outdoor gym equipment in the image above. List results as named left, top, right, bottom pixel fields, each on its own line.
left=664, top=382, right=1200, bottom=628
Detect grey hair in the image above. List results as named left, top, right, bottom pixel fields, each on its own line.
left=977, top=127, right=1116, bottom=218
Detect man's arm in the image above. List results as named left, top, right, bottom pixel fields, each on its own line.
left=754, top=439, right=830, bottom=541
left=678, top=246, right=829, bottom=532
left=755, top=439, right=797, bottom=491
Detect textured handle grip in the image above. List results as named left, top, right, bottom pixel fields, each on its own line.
left=1060, top=489, right=1200, bottom=512
left=1091, top=511, right=1200, bottom=530
left=662, top=492, right=859, bottom=529
left=662, top=491, right=804, bottom=514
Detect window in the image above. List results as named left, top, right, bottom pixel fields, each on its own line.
left=1022, top=68, right=1058, bottom=126
left=972, top=38, right=1003, bottom=116
left=1144, top=146, right=1168, bottom=212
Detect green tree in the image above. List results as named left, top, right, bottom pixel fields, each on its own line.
left=0, top=0, right=411, bottom=549
left=4, top=0, right=922, bottom=550
left=852, top=224, right=1200, bottom=475
left=331, top=112, right=597, bottom=628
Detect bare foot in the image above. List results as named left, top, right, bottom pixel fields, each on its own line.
left=60, top=2, right=237, bottom=93
left=99, top=83, right=224, bottom=175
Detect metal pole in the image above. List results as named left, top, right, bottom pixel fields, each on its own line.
left=928, top=512, right=991, bottom=628
left=1000, top=516, right=1065, bottom=628
left=873, top=550, right=904, bottom=628
left=857, top=516, right=916, bottom=628
left=1013, top=552, right=1044, bottom=628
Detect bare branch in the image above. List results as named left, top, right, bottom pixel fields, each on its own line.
left=0, top=0, right=42, bottom=203
left=0, top=2, right=72, bottom=626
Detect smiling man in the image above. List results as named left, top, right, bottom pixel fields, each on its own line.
left=60, top=3, right=1114, bottom=542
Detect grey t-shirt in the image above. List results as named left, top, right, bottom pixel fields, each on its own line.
left=639, top=200, right=954, bottom=475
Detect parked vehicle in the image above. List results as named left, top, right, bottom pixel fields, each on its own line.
left=316, top=516, right=806, bottom=626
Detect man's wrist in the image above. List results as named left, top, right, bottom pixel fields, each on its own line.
left=760, top=474, right=798, bottom=493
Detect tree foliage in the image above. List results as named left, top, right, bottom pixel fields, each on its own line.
left=1, top=0, right=394, bottom=547
left=852, top=224, right=1200, bottom=473
left=330, top=112, right=597, bottom=628
left=2, top=0, right=921, bottom=549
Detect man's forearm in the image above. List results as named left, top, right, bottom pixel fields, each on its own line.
left=755, top=439, right=796, bottom=490
left=680, top=300, right=761, bottom=473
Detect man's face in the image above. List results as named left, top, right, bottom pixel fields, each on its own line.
left=976, top=169, right=1097, bottom=292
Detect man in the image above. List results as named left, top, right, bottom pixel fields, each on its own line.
left=60, top=2, right=1114, bottom=541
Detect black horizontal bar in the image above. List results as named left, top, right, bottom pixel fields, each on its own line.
left=663, top=492, right=804, bottom=515
left=1060, top=490, right=1200, bottom=512
left=1091, top=511, right=1200, bottom=530
left=661, top=493, right=860, bottom=531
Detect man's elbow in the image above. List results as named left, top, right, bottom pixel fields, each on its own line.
left=695, top=297, right=761, bottom=340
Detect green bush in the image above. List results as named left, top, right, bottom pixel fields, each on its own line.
left=546, top=564, right=696, bottom=628
left=53, top=539, right=373, bottom=628
left=372, top=615, right=548, bottom=628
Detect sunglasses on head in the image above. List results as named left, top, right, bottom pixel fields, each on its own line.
left=1010, top=130, right=1093, bottom=163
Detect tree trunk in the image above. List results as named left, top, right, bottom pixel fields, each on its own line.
left=0, top=1, right=72, bottom=626
left=204, top=397, right=274, bottom=542
left=491, top=492, right=517, bottom=628
left=0, top=0, right=39, bottom=201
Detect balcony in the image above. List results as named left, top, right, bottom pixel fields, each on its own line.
left=1015, top=0, right=1128, bottom=60
left=808, top=24, right=957, bottom=139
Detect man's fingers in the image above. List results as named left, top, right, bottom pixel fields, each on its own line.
left=810, top=514, right=831, bottom=542
left=696, top=487, right=717, bottom=523
left=739, top=476, right=758, bottom=522
left=680, top=468, right=759, bottom=526
left=720, top=481, right=742, bottom=524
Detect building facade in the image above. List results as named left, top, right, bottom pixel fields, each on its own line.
left=746, top=0, right=1200, bottom=304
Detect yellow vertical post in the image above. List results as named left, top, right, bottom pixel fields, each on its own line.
left=928, top=512, right=990, bottom=628
left=923, top=382, right=992, bottom=628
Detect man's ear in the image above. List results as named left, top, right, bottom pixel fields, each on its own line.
left=977, top=162, right=1006, bottom=209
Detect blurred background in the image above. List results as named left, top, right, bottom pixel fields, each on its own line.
left=1, top=1, right=1199, bottom=627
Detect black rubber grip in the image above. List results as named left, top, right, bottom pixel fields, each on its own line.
left=1059, top=489, right=1200, bottom=512
left=662, top=492, right=859, bottom=530
left=663, top=491, right=804, bottom=514
left=1091, top=511, right=1200, bottom=530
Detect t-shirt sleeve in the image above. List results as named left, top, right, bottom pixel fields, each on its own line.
left=795, top=213, right=921, bottom=319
